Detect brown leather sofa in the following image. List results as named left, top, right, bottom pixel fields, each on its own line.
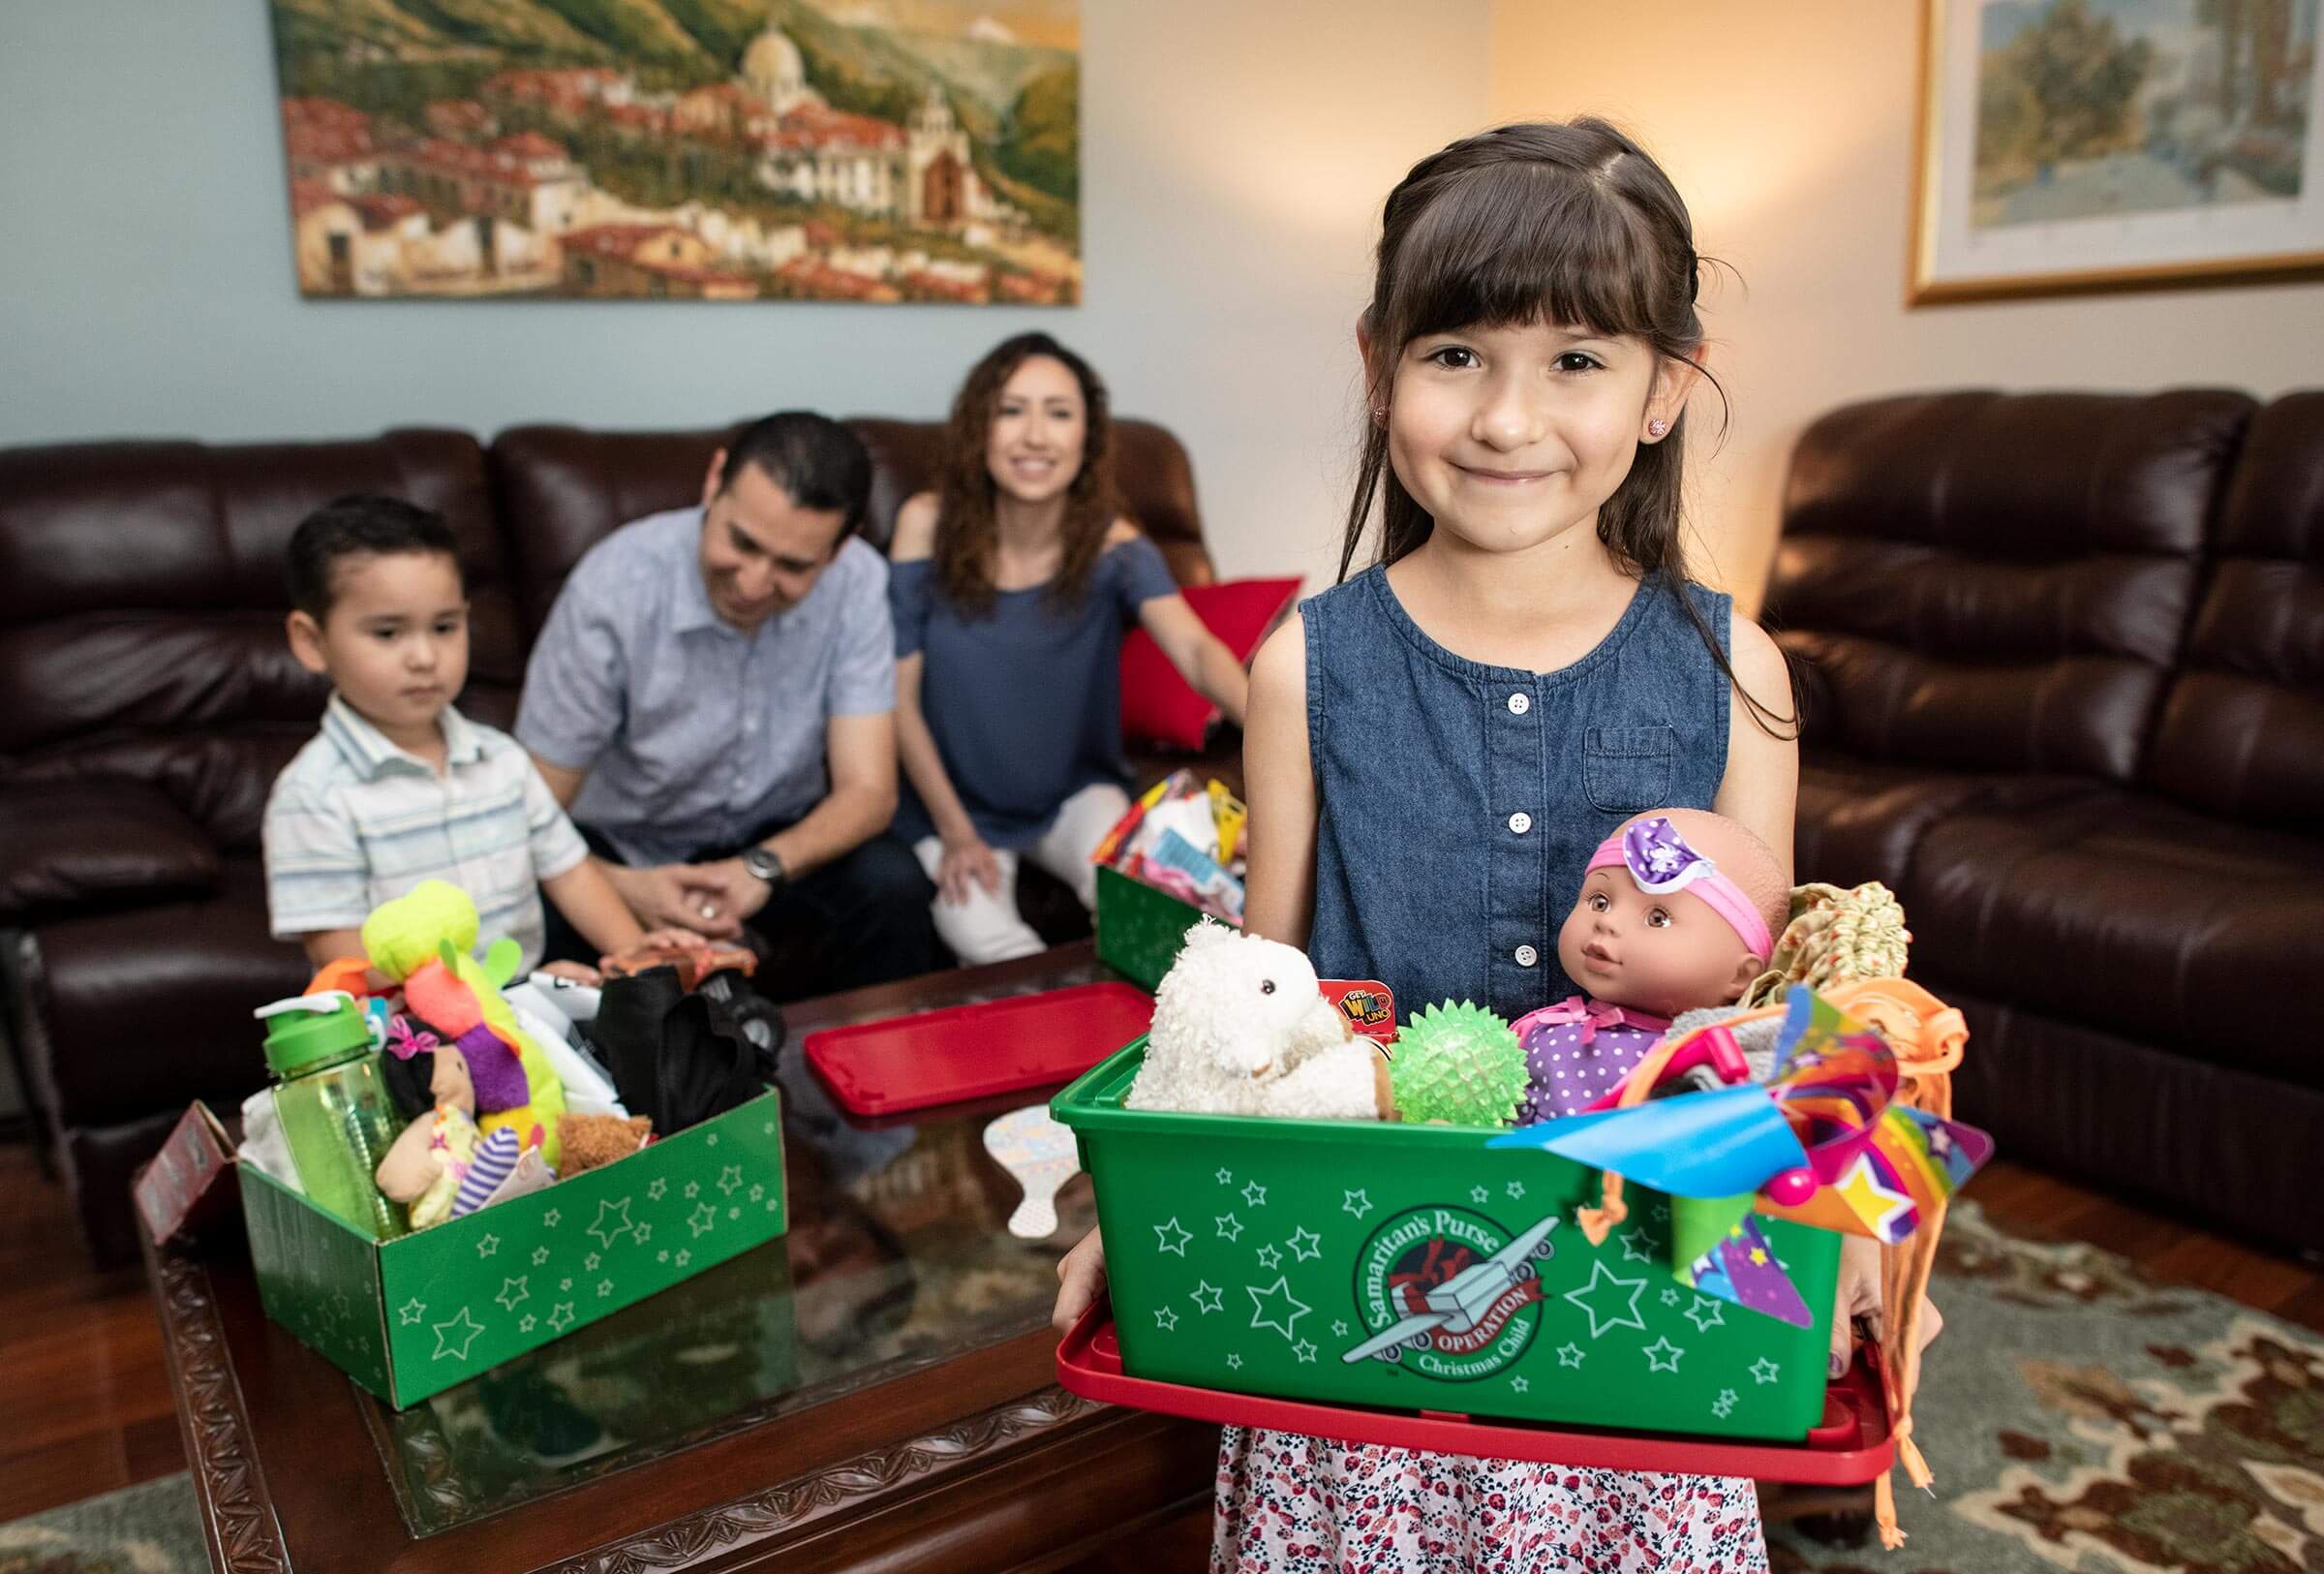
left=0, top=418, right=1225, bottom=1265
left=1768, top=387, right=2323, bottom=1254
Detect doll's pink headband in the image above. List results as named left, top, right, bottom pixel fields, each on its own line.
left=1586, top=816, right=1774, bottom=959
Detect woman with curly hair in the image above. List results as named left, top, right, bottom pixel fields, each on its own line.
left=889, top=333, right=1247, bottom=963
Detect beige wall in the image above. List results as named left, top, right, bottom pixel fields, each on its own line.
left=1490, top=0, right=2323, bottom=612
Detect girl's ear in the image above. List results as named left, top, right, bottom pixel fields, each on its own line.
left=1642, top=348, right=1708, bottom=444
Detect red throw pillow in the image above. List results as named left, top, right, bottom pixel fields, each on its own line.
left=1120, top=577, right=1301, bottom=752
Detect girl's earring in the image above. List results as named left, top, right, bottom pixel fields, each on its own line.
left=1646, top=417, right=1670, bottom=440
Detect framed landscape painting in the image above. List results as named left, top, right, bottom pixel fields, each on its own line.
left=268, top=0, right=1080, bottom=303
left=1912, top=0, right=2323, bottom=302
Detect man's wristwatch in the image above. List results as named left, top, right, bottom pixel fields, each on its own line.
left=741, top=846, right=787, bottom=888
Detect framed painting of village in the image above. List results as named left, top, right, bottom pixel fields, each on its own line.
left=268, top=1, right=1081, bottom=303
left=1912, top=0, right=2323, bottom=303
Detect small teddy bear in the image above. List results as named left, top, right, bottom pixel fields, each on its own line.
left=1126, top=920, right=1389, bottom=1120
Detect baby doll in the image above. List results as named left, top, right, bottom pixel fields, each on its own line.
left=374, top=1022, right=524, bottom=1227
left=1511, top=809, right=1789, bottom=1124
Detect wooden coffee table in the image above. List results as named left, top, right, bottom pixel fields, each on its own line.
left=141, top=943, right=1215, bottom=1571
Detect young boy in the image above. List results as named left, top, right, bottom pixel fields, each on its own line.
left=263, top=495, right=674, bottom=980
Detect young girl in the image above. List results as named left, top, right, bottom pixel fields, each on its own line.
left=1056, top=119, right=1917, bottom=1570
left=890, top=333, right=1248, bottom=965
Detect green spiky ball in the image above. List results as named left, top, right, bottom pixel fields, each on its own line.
left=1391, top=1001, right=1527, bottom=1126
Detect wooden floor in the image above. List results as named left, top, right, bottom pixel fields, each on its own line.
left=2, top=1140, right=2319, bottom=1540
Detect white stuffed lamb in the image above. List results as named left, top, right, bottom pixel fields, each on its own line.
left=1126, top=920, right=1387, bottom=1120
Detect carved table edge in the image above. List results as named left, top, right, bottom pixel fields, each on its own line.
left=549, top=1384, right=1161, bottom=1574
left=144, top=1235, right=294, bottom=1573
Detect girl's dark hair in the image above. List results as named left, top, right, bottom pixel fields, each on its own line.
left=1342, top=117, right=1793, bottom=736
left=286, top=495, right=462, bottom=619
left=933, top=332, right=1117, bottom=614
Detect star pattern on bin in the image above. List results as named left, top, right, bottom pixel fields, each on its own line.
left=1713, top=1388, right=1738, bottom=1419
left=688, top=1203, right=718, bottom=1238
left=1191, top=1281, right=1224, bottom=1314
left=728, top=1206, right=741, bottom=1220
left=548, top=1302, right=575, bottom=1333
left=1215, top=1213, right=1243, bottom=1243
left=587, top=1198, right=634, bottom=1250
left=675, top=1249, right=691, bottom=1268
left=657, top=1250, right=670, bottom=1263
left=1652, top=1202, right=1669, bottom=1222
left=1246, top=1276, right=1311, bottom=1343
left=1751, top=1357, right=1782, bottom=1385
left=1511, top=1375, right=1531, bottom=1394
left=1642, top=1337, right=1685, bottom=1373
left=561, top=1278, right=573, bottom=1291
left=1563, top=1262, right=1649, bottom=1340
left=1470, top=1185, right=1491, bottom=1205
left=647, top=1179, right=667, bottom=1201
left=634, top=1223, right=652, bottom=1244
left=1662, top=1287, right=1683, bottom=1307
left=1293, top=1339, right=1317, bottom=1364
left=685, top=1182, right=700, bottom=1199
left=1155, top=1307, right=1179, bottom=1332
left=1557, top=1343, right=1587, bottom=1369
left=475, top=1233, right=501, bottom=1259
left=495, top=1276, right=530, bottom=1312
left=749, top=1183, right=765, bottom=1202
left=1215, top=1167, right=1234, bottom=1186
left=1155, top=1217, right=1192, bottom=1256
left=398, top=1298, right=427, bottom=1325
left=1620, top=1230, right=1655, bottom=1264
left=1256, top=1244, right=1282, bottom=1270
left=717, top=1164, right=745, bottom=1196
left=1227, top=1353, right=1243, bottom=1370
left=706, top=1133, right=719, bottom=1146
left=596, top=1279, right=614, bottom=1298
left=584, top=1251, right=601, bottom=1271
left=1506, top=1180, right=1526, bottom=1200
left=1241, top=1181, right=1268, bottom=1208
left=1343, top=1188, right=1372, bottom=1219
left=432, top=1308, right=485, bottom=1362
left=1684, top=1297, right=1727, bottom=1334
left=542, top=1209, right=561, bottom=1227
left=532, top=1246, right=550, bottom=1266
left=1332, top=1320, right=1350, bottom=1337
left=519, top=1313, right=537, bottom=1333
left=1287, top=1227, right=1323, bottom=1262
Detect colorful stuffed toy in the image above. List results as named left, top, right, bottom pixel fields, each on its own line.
left=373, top=1017, right=524, bottom=1227
left=362, top=880, right=566, bottom=1170
left=1126, top=919, right=1389, bottom=1119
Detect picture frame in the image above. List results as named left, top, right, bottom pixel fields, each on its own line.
left=1911, top=0, right=2323, bottom=304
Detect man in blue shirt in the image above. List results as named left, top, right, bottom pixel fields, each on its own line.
left=519, top=411, right=938, bottom=995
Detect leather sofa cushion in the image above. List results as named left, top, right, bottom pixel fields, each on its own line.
left=2146, top=390, right=2324, bottom=828
left=1792, top=755, right=2090, bottom=892
left=0, top=780, right=220, bottom=923
left=27, top=856, right=308, bottom=1128
left=1768, top=389, right=2252, bottom=783
left=1903, top=789, right=2324, bottom=1087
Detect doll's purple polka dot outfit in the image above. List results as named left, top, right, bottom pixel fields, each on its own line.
left=1512, top=997, right=1671, bottom=1123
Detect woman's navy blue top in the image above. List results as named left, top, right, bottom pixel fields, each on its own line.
left=890, top=537, right=1180, bottom=849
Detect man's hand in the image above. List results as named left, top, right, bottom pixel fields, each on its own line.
left=684, top=856, right=776, bottom=926
left=935, top=834, right=1001, bottom=906
left=1052, top=1227, right=1106, bottom=1335
left=605, top=862, right=744, bottom=940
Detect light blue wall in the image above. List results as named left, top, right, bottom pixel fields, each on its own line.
left=0, top=2, right=1491, bottom=587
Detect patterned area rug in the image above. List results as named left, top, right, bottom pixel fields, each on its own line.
left=1769, top=1200, right=2324, bottom=1573
left=0, top=1472, right=204, bottom=1574
left=4, top=1200, right=2317, bottom=1573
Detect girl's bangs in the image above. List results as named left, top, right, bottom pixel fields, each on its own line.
left=1388, top=162, right=1663, bottom=344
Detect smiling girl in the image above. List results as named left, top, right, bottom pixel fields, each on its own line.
left=889, top=333, right=1248, bottom=964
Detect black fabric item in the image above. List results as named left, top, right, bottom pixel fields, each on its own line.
left=587, top=966, right=763, bottom=1132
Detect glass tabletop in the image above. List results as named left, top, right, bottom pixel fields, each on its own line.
left=362, top=1032, right=1098, bottom=1536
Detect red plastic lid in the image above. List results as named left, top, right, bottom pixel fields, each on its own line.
left=1055, top=1306, right=1896, bottom=1485
left=804, top=981, right=1155, bottom=1117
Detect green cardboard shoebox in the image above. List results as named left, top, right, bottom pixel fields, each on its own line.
left=242, top=1089, right=787, bottom=1408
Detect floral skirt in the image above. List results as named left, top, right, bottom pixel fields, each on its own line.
left=1212, top=1427, right=1768, bottom=1573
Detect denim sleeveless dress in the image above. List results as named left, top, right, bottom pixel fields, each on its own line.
left=1211, top=566, right=1766, bottom=1574
left=1304, top=564, right=1730, bottom=1022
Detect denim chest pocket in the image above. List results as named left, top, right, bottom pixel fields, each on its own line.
left=1581, top=725, right=1676, bottom=812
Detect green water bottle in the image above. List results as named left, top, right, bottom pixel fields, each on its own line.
left=257, top=992, right=410, bottom=1241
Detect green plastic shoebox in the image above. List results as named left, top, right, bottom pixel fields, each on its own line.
left=242, top=1088, right=787, bottom=1408
left=1054, top=1041, right=1837, bottom=1441
left=1094, top=864, right=1220, bottom=989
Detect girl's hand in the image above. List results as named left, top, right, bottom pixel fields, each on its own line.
left=1053, top=1227, right=1107, bottom=1335
left=1829, top=1234, right=1944, bottom=1375
left=937, top=835, right=1002, bottom=906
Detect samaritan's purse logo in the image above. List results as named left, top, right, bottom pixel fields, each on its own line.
left=1342, top=1205, right=1558, bottom=1380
